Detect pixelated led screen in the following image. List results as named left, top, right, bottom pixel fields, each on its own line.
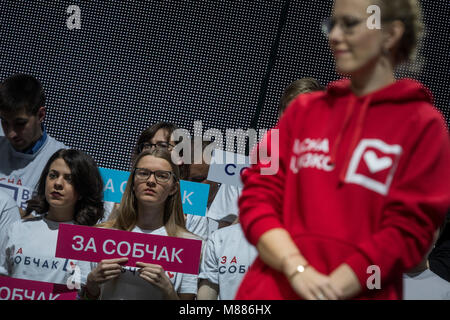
left=1, top=0, right=448, bottom=171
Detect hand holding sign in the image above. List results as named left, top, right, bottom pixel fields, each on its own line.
left=89, top=257, right=128, bottom=284
left=56, top=224, right=202, bottom=274
left=136, top=262, right=177, bottom=299
left=86, top=257, right=129, bottom=298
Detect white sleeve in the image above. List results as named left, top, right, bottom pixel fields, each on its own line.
left=178, top=272, right=199, bottom=295
left=0, top=224, right=14, bottom=276
left=99, top=201, right=116, bottom=223
left=0, top=196, right=21, bottom=253
left=185, top=214, right=208, bottom=241
left=198, top=236, right=219, bottom=285
left=207, top=184, right=242, bottom=221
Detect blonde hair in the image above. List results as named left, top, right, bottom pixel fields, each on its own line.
left=377, top=0, right=424, bottom=65
left=100, top=149, right=187, bottom=237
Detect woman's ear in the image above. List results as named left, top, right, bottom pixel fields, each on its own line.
left=169, top=181, right=179, bottom=196
left=383, top=20, right=405, bottom=52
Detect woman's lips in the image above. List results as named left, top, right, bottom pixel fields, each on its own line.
left=144, top=189, right=156, bottom=195
left=333, top=49, right=350, bottom=57
left=50, top=192, right=62, bottom=198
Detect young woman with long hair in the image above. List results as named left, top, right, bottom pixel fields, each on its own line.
left=0, top=149, right=104, bottom=286
left=84, top=149, right=201, bottom=300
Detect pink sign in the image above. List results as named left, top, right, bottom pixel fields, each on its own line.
left=55, top=224, right=202, bottom=275
left=0, top=276, right=77, bottom=300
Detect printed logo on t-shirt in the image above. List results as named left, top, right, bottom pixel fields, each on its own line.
left=0, top=181, right=36, bottom=209
left=218, top=256, right=250, bottom=275
left=289, top=138, right=334, bottom=173
left=66, top=262, right=81, bottom=290
left=11, top=250, right=82, bottom=285
left=345, top=139, right=402, bottom=195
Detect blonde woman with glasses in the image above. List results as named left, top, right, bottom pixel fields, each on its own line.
left=82, top=149, right=201, bottom=300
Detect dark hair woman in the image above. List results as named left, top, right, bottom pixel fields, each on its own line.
left=0, top=149, right=104, bottom=288
left=25, top=148, right=104, bottom=225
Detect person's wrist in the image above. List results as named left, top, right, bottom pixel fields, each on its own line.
left=85, top=274, right=100, bottom=298
left=281, top=252, right=309, bottom=278
left=163, top=286, right=179, bottom=300
left=81, top=284, right=100, bottom=300
left=287, top=262, right=310, bottom=281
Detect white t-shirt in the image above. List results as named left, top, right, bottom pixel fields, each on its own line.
left=207, top=184, right=242, bottom=221
left=199, top=223, right=257, bottom=300
left=403, top=269, right=450, bottom=300
left=100, top=200, right=116, bottom=223
left=185, top=214, right=208, bottom=241
left=0, top=135, right=67, bottom=210
left=98, top=225, right=200, bottom=300
left=0, top=216, right=91, bottom=287
left=0, top=189, right=21, bottom=253
left=206, top=184, right=242, bottom=238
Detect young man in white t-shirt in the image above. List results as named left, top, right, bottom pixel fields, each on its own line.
left=0, top=74, right=67, bottom=211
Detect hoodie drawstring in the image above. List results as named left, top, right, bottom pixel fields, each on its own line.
left=328, top=95, right=372, bottom=185
left=338, top=95, right=372, bottom=184
left=328, top=95, right=356, bottom=167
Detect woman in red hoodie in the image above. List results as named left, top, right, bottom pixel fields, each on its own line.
left=236, top=0, right=450, bottom=300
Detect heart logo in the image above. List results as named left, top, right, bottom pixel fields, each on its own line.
left=363, top=150, right=392, bottom=173
left=167, top=272, right=175, bottom=279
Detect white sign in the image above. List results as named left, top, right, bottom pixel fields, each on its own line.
left=207, top=149, right=251, bottom=187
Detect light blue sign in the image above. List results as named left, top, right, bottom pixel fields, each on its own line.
left=179, top=180, right=210, bottom=217
left=99, top=167, right=130, bottom=203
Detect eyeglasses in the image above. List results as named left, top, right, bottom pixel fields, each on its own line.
left=138, top=141, right=175, bottom=153
left=134, top=168, right=176, bottom=183
left=321, top=16, right=366, bottom=36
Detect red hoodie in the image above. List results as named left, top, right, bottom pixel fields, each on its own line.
left=236, top=79, right=450, bottom=300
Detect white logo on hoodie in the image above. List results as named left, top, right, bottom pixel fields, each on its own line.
left=345, top=139, right=402, bottom=195
left=290, top=138, right=334, bottom=173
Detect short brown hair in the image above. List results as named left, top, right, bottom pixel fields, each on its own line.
left=278, top=77, right=323, bottom=117
left=133, top=121, right=178, bottom=161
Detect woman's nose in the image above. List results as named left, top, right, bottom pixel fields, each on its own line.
left=328, top=22, right=344, bottom=45
left=53, top=177, right=64, bottom=189
left=146, top=173, right=157, bottom=185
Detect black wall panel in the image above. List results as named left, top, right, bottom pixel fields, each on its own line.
left=1, top=0, right=448, bottom=171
